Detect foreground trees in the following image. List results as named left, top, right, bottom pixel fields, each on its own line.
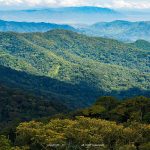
left=15, top=117, right=150, bottom=150
left=0, top=96, right=149, bottom=150
left=78, top=96, right=150, bottom=124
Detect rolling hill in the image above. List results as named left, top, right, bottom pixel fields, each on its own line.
left=0, top=20, right=75, bottom=32
left=1, top=19, right=150, bottom=42
left=0, top=29, right=149, bottom=106
left=81, top=20, right=150, bottom=42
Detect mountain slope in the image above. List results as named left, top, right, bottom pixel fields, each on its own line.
left=0, top=65, right=99, bottom=107
left=81, top=20, right=150, bottom=42
left=0, top=84, right=70, bottom=133
left=0, top=65, right=149, bottom=109
left=130, top=40, right=150, bottom=51
left=0, top=30, right=149, bottom=105
left=0, top=20, right=75, bottom=32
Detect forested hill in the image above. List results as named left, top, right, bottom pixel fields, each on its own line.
left=0, top=30, right=149, bottom=107
left=0, top=20, right=76, bottom=32
left=1, top=65, right=149, bottom=109
left=0, top=65, right=99, bottom=108
left=0, top=84, right=69, bottom=132
left=130, top=39, right=150, bottom=51
left=81, top=20, right=150, bottom=42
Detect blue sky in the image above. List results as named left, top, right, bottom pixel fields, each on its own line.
left=0, top=0, right=150, bottom=10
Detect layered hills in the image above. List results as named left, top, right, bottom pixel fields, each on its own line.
left=0, top=20, right=150, bottom=42
left=81, top=20, right=150, bottom=42
left=0, top=20, right=75, bottom=32
left=0, top=7, right=120, bottom=24
left=0, top=30, right=149, bottom=107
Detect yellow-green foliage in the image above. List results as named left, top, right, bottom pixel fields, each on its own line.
left=48, top=64, right=60, bottom=77
left=15, top=117, right=150, bottom=150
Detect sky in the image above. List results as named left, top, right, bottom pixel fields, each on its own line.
left=0, top=0, right=150, bottom=10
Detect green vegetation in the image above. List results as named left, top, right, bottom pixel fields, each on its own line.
left=0, top=96, right=149, bottom=150
left=130, top=40, right=150, bottom=51
left=15, top=117, right=150, bottom=150
left=75, top=96, right=150, bottom=124
left=0, top=24, right=149, bottom=150
left=0, top=85, right=69, bottom=136
left=0, top=30, right=149, bottom=103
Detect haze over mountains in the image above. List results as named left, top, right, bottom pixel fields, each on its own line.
left=0, top=20, right=75, bottom=33
left=0, top=3, right=150, bottom=149
left=0, top=19, right=150, bottom=42
left=0, top=6, right=149, bottom=24
left=80, top=20, right=150, bottom=42
left=0, top=6, right=149, bottom=41
left=0, top=7, right=121, bottom=24
left=0, top=6, right=149, bottom=107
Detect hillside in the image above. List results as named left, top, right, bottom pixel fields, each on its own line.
left=81, top=20, right=150, bottom=42
left=130, top=40, right=150, bottom=51
left=0, top=84, right=70, bottom=134
left=0, top=20, right=75, bottom=32
left=0, top=30, right=149, bottom=106
left=1, top=65, right=149, bottom=109
left=0, top=65, right=99, bottom=108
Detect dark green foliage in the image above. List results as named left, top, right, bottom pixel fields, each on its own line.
left=0, top=85, right=69, bottom=135
left=1, top=65, right=149, bottom=110
left=0, top=96, right=150, bottom=150
left=76, top=96, right=150, bottom=124
left=112, top=96, right=150, bottom=123
left=0, top=65, right=101, bottom=108
left=0, top=30, right=149, bottom=104
left=131, top=40, right=150, bottom=51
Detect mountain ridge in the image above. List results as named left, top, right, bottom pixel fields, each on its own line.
left=0, top=29, right=149, bottom=105
left=0, top=19, right=76, bottom=32
left=0, top=7, right=120, bottom=24
left=81, top=20, right=150, bottom=41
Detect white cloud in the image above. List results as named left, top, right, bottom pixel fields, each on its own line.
left=0, top=0, right=150, bottom=9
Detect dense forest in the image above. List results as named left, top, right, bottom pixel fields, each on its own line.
left=0, top=85, right=69, bottom=134
left=0, top=30, right=149, bottom=107
left=0, top=29, right=149, bottom=150
left=0, top=96, right=150, bottom=150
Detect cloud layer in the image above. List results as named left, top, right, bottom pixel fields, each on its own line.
left=0, top=0, right=150, bottom=9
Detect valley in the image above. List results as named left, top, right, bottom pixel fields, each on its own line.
left=0, top=5, right=149, bottom=149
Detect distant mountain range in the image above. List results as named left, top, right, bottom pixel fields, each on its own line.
left=0, top=7, right=150, bottom=24
left=0, top=20, right=75, bottom=32
left=0, top=30, right=149, bottom=108
left=0, top=20, right=150, bottom=42
left=80, top=20, right=150, bottom=42
left=0, top=7, right=121, bottom=24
